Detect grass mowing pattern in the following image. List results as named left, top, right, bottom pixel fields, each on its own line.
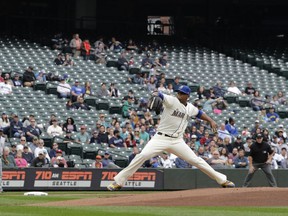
left=0, top=192, right=287, bottom=216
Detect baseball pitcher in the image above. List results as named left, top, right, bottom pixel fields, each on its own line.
left=108, top=85, right=235, bottom=191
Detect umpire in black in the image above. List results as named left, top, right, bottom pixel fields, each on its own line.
left=243, top=133, right=277, bottom=187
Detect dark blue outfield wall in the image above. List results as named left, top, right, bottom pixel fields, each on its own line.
left=2, top=168, right=287, bottom=191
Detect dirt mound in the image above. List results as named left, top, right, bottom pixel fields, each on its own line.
left=38, top=187, right=288, bottom=207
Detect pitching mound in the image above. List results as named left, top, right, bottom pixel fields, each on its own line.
left=40, top=187, right=288, bottom=207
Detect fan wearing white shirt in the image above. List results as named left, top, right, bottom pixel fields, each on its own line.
left=57, top=78, right=71, bottom=98
left=47, top=119, right=63, bottom=137
left=227, top=81, right=242, bottom=95
left=34, top=139, right=51, bottom=162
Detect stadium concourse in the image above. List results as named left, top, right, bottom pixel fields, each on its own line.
left=1, top=36, right=288, bottom=170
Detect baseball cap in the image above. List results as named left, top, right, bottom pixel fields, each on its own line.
left=60, top=77, right=65, bottom=81
left=96, top=155, right=102, bottom=160
left=236, top=135, right=242, bottom=139
left=177, top=85, right=191, bottom=95
left=191, top=135, right=197, bottom=139
left=256, top=134, right=263, bottom=138
left=114, top=129, right=120, bottom=135
left=2, top=112, right=6, bottom=115
left=104, top=151, right=110, bottom=155
left=255, top=120, right=259, bottom=123
left=38, top=150, right=44, bottom=155
left=80, top=125, right=86, bottom=129
left=33, top=137, right=39, bottom=141
left=246, top=136, right=252, bottom=140
left=75, top=80, right=79, bottom=83
left=278, top=124, right=284, bottom=128
left=56, top=149, right=63, bottom=154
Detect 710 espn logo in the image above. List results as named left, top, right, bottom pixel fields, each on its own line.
left=100, top=171, right=156, bottom=188
left=34, top=171, right=92, bottom=188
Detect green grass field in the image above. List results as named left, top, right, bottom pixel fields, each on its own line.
left=0, top=192, right=287, bottom=216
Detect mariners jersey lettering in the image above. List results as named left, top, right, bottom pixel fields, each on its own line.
left=157, top=94, right=199, bottom=138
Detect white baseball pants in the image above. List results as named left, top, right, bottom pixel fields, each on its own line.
left=114, top=134, right=227, bottom=186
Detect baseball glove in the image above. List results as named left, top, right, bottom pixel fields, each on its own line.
left=148, top=95, right=163, bottom=115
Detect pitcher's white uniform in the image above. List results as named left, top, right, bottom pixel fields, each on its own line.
left=113, top=93, right=228, bottom=186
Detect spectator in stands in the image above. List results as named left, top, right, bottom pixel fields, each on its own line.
left=73, top=96, right=90, bottom=110
left=31, top=150, right=47, bottom=167
left=23, top=66, right=36, bottom=87
left=94, top=36, right=106, bottom=49
left=3, top=73, right=13, bottom=86
left=203, top=96, right=222, bottom=112
left=54, top=53, right=64, bottom=65
left=250, top=120, right=261, bottom=136
left=49, top=143, right=59, bottom=158
left=233, top=149, right=248, bottom=168
left=62, top=117, right=77, bottom=133
left=10, top=114, right=24, bottom=138
left=12, top=74, right=22, bottom=87
left=0, top=112, right=10, bottom=136
left=213, top=81, right=225, bottom=98
left=232, top=135, right=244, bottom=151
left=71, top=80, right=85, bottom=102
left=219, top=147, right=233, bottom=166
left=266, top=107, right=279, bottom=122
left=102, top=151, right=119, bottom=168
left=15, top=150, right=28, bottom=168
left=51, top=149, right=67, bottom=168
left=125, top=133, right=136, bottom=148
left=70, top=33, right=82, bottom=57
left=97, top=113, right=110, bottom=129
left=122, top=96, right=133, bottom=118
left=34, top=139, right=50, bottom=160
left=9, top=144, right=17, bottom=158
left=16, top=136, right=28, bottom=152
left=258, top=107, right=269, bottom=123
left=147, top=75, right=157, bottom=92
left=126, top=39, right=138, bottom=51
left=57, top=78, right=71, bottom=98
left=2, top=147, right=16, bottom=168
left=0, top=79, right=12, bottom=94
left=160, top=152, right=173, bottom=168
left=213, top=98, right=228, bottom=114
left=117, top=51, right=129, bottom=71
left=244, top=82, right=256, bottom=95
left=81, top=39, right=91, bottom=60
left=271, top=95, right=279, bottom=107
left=227, top=81, right=242, bottom=95
left=25, top=118, right=42, bottom=142
left=108, top=83, right=120, bottom=97
left=109, top=129, right=126, bottom=148
left=275, top=130, right=286, bottom=145
left=66, top=99, right=74, bottom=110
left=251, top=90, right=264, bottom=111
left=63, top=130, right=74, bottom=143
left=109, top=37, right=122, bottom=53
left=97, top=125, right=109, bottom=144
left=0, top=70, right=4, bottom=82
left=35, top=70, right=46, bottom=82
left=139, top=125, right=150, bottom=145
left=128, top=146, right=139, bottom=164
left=75, top=125, right=90, bottom=144
left=95, top=42, right=107, bottom=64
left=197, top=86, right=206, bottom=101
left=89, top=131, right=98, bottom=144
left=225, top=117, right=238, bottom=137
left=97, top=83, right=109, bottom=97
left=159, top=53, right=168, bottom=67
left=63, top=53, right=74, bottom=66
left=22, top=146, right=34, bottom=165
left=128, top=72, right=144, bottom=85
left=141, top=53, right=153, bottom=68
left=47, top=114, right=57, bottom=126
left=243, top=137, right=253, bottom=155
left=207, top=150, right=226, bottom=169
left=29, top=137, right=39, bottom=153
left=47, top=119, right=63, bottom=137
left=277, top=91, right=286, bottom=105
left=123, top=89, right=138, bottom=104
left=84, top=81, right=93, bottom=97
left=92, top=155, right=103, bottom=168
left=171, top=76, right=181, bottom=91
left=279, top=148, right=288, bottom=169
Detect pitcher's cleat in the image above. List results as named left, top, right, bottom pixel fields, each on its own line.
left=107, top=182, right=122, bottom=191
left=221, top=180, right=235, bottom=188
